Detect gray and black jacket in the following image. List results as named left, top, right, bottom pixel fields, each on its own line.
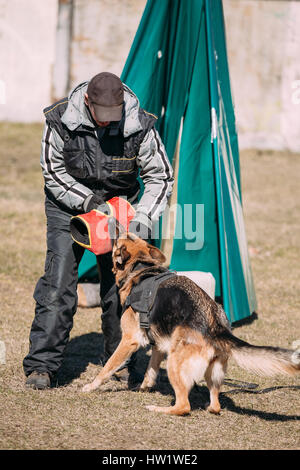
left=41, top=81, right=174, bottom=229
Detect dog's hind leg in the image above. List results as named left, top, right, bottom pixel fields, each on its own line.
left=146, top=343, right=207, bottom=415
left=140, top=346, right=165, bottom=392
left=204, top=356, right=227, bottom=414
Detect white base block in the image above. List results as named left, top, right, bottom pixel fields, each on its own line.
left=177, top=271, right=216, bottom=300
left=77, top=272, right=216, bottom=308
left=77, top=283, right=101, bottom=308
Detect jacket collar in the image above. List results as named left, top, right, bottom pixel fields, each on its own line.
left=61, top=81, right=143, bottom=137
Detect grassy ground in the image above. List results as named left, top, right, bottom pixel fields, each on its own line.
left=0, top=123, right=299, bottom=450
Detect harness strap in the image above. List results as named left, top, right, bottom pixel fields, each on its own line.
left=122, top=270, right=176, bottom=345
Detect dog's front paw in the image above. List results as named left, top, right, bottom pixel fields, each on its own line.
left=139, top=385, right=153, bottom=393
left=82, top=382, right=97, bottom=393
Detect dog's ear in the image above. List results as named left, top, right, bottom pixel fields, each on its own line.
left=108, top=217, right=125, bottom=241
left=115, top=244, right=131, bottom=266
left=148, top=244, right=166, bottom=264
left=126, top=232, right=139, bottom=242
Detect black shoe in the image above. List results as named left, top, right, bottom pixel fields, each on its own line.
left=128, top=369, right=144, bottom=391
left=25, top=371, right=51, bottom=390
left=112, top=367, right=144, bottom=390
left=112, top=367, right=130, bottom=383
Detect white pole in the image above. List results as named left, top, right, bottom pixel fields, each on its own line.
left=52, top=0, right=74, bottom=101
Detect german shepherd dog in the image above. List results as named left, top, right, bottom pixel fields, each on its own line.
left=82, top=221, right=300, bottom=415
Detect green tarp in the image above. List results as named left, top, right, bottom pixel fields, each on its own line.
left=78, top=0, right=257, bottom=323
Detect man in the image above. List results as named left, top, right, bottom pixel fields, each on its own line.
left=23, top=72, right=173, bottom=390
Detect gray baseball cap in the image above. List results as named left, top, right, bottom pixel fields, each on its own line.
left=87, top=72, right=124, bottom=122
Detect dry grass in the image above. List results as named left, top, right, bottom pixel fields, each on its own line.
left=0, top=123, right=299, bottom=450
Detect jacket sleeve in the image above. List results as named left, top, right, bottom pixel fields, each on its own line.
left=134, top=128, right=174, bottom=229
left=40, top=122, right=93, bottom=211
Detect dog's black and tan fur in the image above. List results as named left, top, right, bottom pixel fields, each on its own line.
left=82, top=225, right=300, bottom=415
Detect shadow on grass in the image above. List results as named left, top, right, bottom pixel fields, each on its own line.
left=136, top=369, right=300, bottom=422
left=56, top=332, right=151, bottom=387
left=218, top=386, right=300, bottom=422
left=231, top=311, right=259, bottom=329
left=56, top=333, right=299, bottom=422
left=56, top=332, right=104, bottom=386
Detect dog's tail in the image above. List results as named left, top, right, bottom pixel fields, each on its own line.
left=220, top=331, right=300, bottom=376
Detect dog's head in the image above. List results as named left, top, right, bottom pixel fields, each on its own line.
left=107, top=218, right=166, bottom=276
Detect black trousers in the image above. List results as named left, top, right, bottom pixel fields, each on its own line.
left=23, top=198, right=125, bottom=379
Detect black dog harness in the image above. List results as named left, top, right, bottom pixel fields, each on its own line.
left=121, top=262, right=176, bottom=344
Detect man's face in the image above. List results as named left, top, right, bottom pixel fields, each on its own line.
left=84, top=93, right=110, bottom=127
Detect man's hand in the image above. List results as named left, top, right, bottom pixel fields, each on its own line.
left=128, top=220, right=151, bottom=240
left=83, top=194, right=111, bottom=215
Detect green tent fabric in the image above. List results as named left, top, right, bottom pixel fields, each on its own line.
left=78, top=0, right=257, bottom=323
